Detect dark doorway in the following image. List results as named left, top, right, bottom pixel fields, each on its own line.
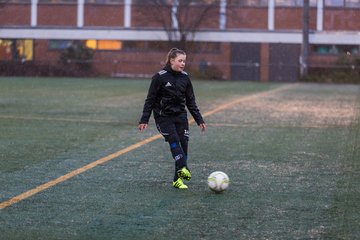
left=231, top=43, right=260, bottom=81
left=269, top=44, right=300, bottom=82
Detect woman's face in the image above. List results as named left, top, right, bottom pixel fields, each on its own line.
left=170, top=54, right=186, bottom=72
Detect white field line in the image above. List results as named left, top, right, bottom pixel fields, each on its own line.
left=0, top=115, right=116, bottom=124
left=206, top=123, right=346, bottom=128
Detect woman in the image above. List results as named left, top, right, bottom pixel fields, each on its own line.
left=138, top=48, right=206, bottom=189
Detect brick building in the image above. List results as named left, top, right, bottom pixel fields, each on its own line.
left=0, top=0, right=359, bottom=81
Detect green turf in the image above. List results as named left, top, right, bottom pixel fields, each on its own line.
left=0, top=77, right=359, bottom=239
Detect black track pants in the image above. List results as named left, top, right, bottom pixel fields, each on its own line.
left=155, top=116, right=189, bottom=181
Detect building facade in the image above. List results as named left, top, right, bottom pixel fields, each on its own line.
left=0, top=0, right=359, bottom=81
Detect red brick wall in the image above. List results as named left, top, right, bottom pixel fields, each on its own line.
left=37, top=4, right=77, bottom=26
left=131, top=5, right=219, bottom=29
left=227, top=8, right=268, bottom=29
left=187, top=6, right=220, bottom=29
left=3, top=4, right=359, bottom=31
left=84, top=5, right=124, bottom=27
left=324, top=9, right=360, bottom=31
left=34, top=40, right=60, bottom=64
left=260, top=43, right=269, bottom=82
left=132, top=5, right=170, bottom=28
left=309, top=55, right=338, bottom=67
left=92, top=50, right=164, bottom=76
left=0, top=4, right=30, bottom=26
left=275, top=8, right=317, bottom=30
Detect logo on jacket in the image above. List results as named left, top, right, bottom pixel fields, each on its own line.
left=165, top=82, right=172, bottom=87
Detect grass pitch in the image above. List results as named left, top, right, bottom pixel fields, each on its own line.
left=0, top=77, right=359, bottom=239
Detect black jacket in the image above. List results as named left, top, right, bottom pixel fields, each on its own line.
left=139, top=65, right=204, bottom=125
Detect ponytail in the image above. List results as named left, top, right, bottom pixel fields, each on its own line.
left=165, top=48, right=186, bottom=66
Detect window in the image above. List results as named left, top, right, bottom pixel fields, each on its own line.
left=38, top=0, right=77, bottom=3
left=50, top=40, right=123, bottom=51
left=18, top=40, right=34, bottom=61
left=0, top=40, right=13, bottom=61
left=228, top=0, right=268, bottom=6
left=97, top=40, right=122, bottom=50
left=2, top=0, right=30, bottom=3
left=325, top=0, right=344, bottom=6
left=345, top=0, right=360, bottom=7
left=49, top=40, right=72, bottom=50
left=312, top=45, right=333, bottom=54
left=241, top=0, right=268, bottom=6
left=337, top=45, right=360, bottom=55
left=325, top=0, right=360, bottom=7
left=312, top=44, right=360, bottom=55
left=85, top=40, right=122, bottom=50
left=133, top=0, right=172, bottom=6
left=86, top=40, right=97, bottom=49
left=0, top=39, right=33, bottom=61
left=275, top=0, right=317, bottom=7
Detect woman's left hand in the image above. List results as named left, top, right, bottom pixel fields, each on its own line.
left=199, top=123, right=206, bottom=132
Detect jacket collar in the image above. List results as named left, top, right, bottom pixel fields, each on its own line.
left=164, top=64, right=181, bottom=75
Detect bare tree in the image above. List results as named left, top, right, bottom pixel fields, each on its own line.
left=135, top=0, right=221, bottom=51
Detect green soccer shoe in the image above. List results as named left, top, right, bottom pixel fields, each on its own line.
left=177, top=167, right=191, bottom=181
left=172, top=178, right=188, bottom=189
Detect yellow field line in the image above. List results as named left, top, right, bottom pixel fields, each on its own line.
left=201, top=84, right=294, bottom=118
left=0, top=134, right=162, bottom=210
left=0, top=84, right=294, bottom=210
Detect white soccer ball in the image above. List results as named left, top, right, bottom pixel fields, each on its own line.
left=207, top=171, right=230, bottom=193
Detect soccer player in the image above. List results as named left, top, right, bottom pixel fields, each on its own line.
left=138, top=48, right=206, bottom=189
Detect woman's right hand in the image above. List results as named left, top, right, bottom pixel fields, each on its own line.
left=138, top=123, right=148, bottom=132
